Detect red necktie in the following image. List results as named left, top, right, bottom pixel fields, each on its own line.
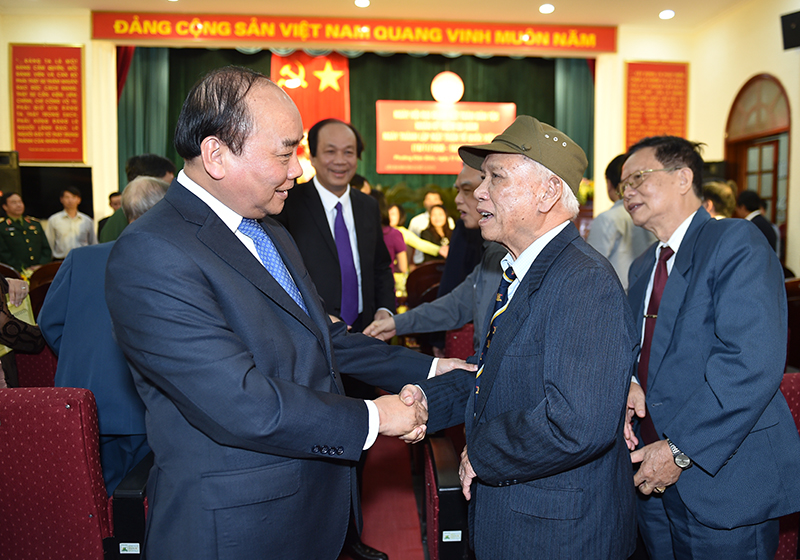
left=638, top=245, right=674, bottom=444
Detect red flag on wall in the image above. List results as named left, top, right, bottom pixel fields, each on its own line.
left=270, top=51, right=350, bottom=130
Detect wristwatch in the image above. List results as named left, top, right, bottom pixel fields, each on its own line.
left=666, top=438, right=692, bottom=469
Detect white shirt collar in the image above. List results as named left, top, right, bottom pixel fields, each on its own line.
left=744, top=210, right=761, bottom=222
left=501, top=220, right=570, bottom=289
left=660, top=210, right=698, bottom=257
left=178, top=170, right=244, bottom=233
left=312, top=175, right=351, bottom=213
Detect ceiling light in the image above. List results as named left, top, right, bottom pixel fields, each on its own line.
left=539, top=4, right=555, bottom=14
left=659, top=9, right=675, bottom=20
left=355, top=0, right=370, bottom=7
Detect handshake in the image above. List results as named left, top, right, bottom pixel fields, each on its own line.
left=373, top=357, right=476, bottom=444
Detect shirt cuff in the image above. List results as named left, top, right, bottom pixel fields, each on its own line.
left=363, top=400, right=379, bottom=450
left=376, top=307, right=394, bottom=317
left=428, top=358, right=438, bottom=379
left=631, top=376, right=640, bottom=385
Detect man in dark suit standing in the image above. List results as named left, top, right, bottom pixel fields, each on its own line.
left=623, top=136, right=800, bottom=558
left=104, top=66, right=468, bottom=560
left=735, top=189, right=778, bottom=251
left=276, top=119, right=395, bottom=333
left=39, top=176, right=168, bottom=495
left=402, top=116, right=638, bottom=559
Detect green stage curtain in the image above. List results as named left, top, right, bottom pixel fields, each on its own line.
left=122, top=49, right=593, bottom=196
left=555, top=58, right=594, bottom=177
left=117, top=47, right=170, bottom=190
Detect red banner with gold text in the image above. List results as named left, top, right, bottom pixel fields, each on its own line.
left=376, top=101, right=516, bottom=174
left=626, top=62, right=688, bottom=148
left=11, top=44, right=85, bottom=163
left=92, top=12, right=616, bottom=54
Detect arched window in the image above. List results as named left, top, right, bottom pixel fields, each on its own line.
left=725, top=74, right=790, bottom=260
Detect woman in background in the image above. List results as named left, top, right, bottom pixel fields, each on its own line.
left=419, top=205, right=452, bottom=262
left=389, top=204, right=448, bottom=267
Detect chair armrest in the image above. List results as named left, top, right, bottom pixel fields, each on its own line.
left=111, top=452, right=153, bottom=558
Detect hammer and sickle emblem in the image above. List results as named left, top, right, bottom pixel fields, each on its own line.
left=277, top=62, right=308, bottom=89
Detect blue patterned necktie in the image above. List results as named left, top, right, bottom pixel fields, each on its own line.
left=334, top=202, right=359, bottom=325
left=475, top=266, right=517, bottom=413
left=238, top=218, right=308, bottom=314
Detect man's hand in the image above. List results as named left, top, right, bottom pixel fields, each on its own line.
left=398, top=384, right=428, bottom=443
left=459, top=446, right=477, bottom=500
left=362, top=316, right=396, bottom=341
left=624, top=381, right=646, bottom=451
left=435, top=358, right=478, bottom=376
left=438, top=245, right=450, bottom=258
left=6, top=279, right=29, bottom=308
left=631, top=439, right=682, bottom=495
left=373, top=309, right=393, bottom=322
left=374, top=393, right=427, bottom=440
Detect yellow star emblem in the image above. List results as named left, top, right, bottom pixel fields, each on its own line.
left=313, top=60, right=344, bottom=92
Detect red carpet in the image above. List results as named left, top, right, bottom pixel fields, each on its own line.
left=338, top=435, right=425, bottom=560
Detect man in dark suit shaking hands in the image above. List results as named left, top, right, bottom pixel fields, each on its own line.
left=402, top=116, right=639, bottom=559
left=623, top=136, right=800, bottom=559
left=104, top=66, right=469, bottom=560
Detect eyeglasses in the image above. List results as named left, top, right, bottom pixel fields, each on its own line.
left=618, top=167, right=684, bottom=197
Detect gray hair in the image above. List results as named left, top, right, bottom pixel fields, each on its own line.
left=121, top=176, right=170, bottom=222
left=525, top=158, right=580, bottom=220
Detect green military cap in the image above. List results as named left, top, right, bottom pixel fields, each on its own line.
left=458, top=115, right=588, bottom=195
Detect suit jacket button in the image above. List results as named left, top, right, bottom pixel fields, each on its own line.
left=312, top=445, right=320, bottom=453
left=337, top=447, right=344, bottom=455
left=321, top=445, right=329, bottom=454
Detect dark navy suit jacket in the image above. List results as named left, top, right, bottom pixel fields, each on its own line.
left=40, top=242, right=146, bottom=437
left=105, top=180, right=432, bottom=559
left=628, top=206, right=800, bottom=529
left=420, top=224, right=638, bottom=559
left=275, top=181, right=395, bottom=327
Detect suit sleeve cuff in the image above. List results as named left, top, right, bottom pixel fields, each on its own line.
left=364, top=400, right=379, bottom=450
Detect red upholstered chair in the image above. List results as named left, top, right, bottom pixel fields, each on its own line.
left=776, top=372, right=800, bottom=560
left=16, top=344, right=58, bottom=387
left=444, top=323, right=475, bottom=361
left=0, top=387, right=110, bottom=559
left=0, top=387, right=149, bottom=560
left=28, top=261, right=61, bottom=292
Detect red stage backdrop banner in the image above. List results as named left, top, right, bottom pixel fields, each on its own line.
left=270, top=51, right=350, bottom=136
left=10, top=44, right=85, bottom=163
left=92, top=12, right=616, bottom=54
left=625, top=61, right=688, bottom=148
left=376, top=101, right=516, bottom=175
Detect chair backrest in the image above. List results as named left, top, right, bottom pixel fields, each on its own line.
left=444, top=323, right=475, bottom=361
left=28, top=280, right=51, bottom=320
left=776, top=372, right=800, bottom=560
left=406, top=260, right=446, bottom=309
left=0, top=387, right=110, bottom=560
left=786, top=278, right=800, bottom=370
left=16, top=344, right=58, bottom=387
left=28, top=261, right=62, bottom=291
left=0, top=262, right=22, bottom=280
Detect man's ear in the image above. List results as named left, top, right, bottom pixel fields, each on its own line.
left=536, top=175, right=563, bottom=213
left=200, top=137, right=226, bottom=181
left=677, top=167, right=694, bottom=195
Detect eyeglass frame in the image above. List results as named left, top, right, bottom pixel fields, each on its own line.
left=618, top=166, right=685, bottom=197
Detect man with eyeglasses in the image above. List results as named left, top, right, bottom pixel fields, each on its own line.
left=621, top=135, right=800, bottom=559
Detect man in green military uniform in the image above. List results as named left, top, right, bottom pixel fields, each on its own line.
left=0, top=193, right=52, bottom=272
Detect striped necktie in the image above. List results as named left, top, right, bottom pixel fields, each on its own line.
left=475, top=266, right=517, bottom=414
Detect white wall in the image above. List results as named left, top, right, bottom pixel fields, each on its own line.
left=0, top=12, right=118, bottom=225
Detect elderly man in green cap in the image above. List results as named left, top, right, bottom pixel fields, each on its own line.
left=400, top=116, right=638, bottom=559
